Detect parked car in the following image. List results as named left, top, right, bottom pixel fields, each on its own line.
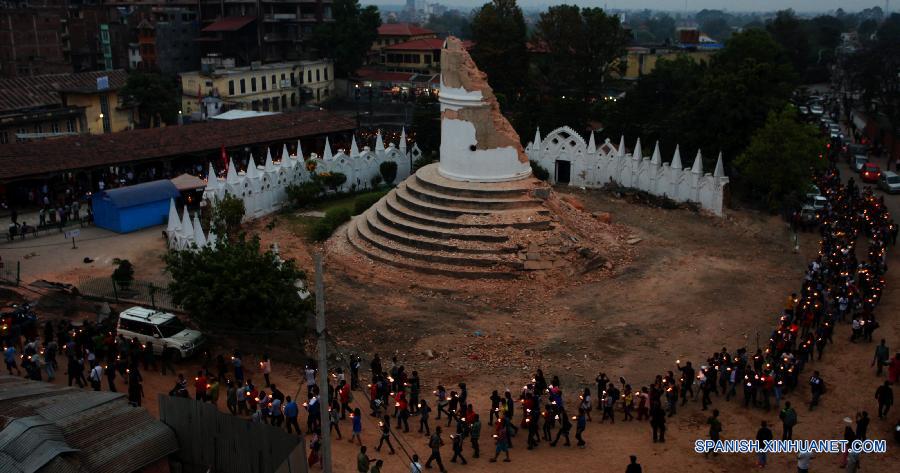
left=879, top=171, right=900, bottom=194
left=809, top=104, right=825, bottom=115
left=854, top=155, right=869, bottom=172
left=861, top=163, right=881, bottom=183
left=116, top=306, right=204, bottom=360
left=805, top=194, right=828, bottom=211
left=798, top=105, right=810, bottom=115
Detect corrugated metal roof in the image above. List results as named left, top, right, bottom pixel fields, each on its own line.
left=94, top=180, right=180, bottom=210
left=0, top=376, right=177, bottom=473
left=0, top=70, right=128, bottom=113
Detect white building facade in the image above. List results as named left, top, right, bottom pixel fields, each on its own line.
left=527, top=127, right=729, bottom=216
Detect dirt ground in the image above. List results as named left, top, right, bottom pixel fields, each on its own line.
left=3, top=185, right=899, bottom=472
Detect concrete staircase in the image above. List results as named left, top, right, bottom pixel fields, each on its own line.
left=346, top=164, right=552, bottom=278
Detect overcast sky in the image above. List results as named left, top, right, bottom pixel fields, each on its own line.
left=365, top=1, right=891, bottom=14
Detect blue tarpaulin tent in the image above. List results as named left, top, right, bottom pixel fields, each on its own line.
left=92, top=180, right=181, bottom=233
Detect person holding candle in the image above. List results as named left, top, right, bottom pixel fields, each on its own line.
left=574, top=407, right=587, bottom=448
left=470, top=414, right=481, bottom=458
left=417, top=397, right=432, bottom=435
left=349, top=407, right=363, bottom=445
left=649, top=403, right=666, bottom=443
left=550, top=409, right=571, bottom=447
left=426, top=426, right=448, bottom=471
left=226, top=379, right=238, bottom=415
left=260, top=354, right=272, bottom=387
left=375, top=414, right=395, bottom=455
left=194, top=370, right=208, bottom=402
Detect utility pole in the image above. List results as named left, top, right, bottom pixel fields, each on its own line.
left=314, top=253, right=332, bottom=473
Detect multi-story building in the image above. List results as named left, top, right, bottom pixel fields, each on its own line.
left=179, top=59, right=334, bottom=119
left=372, top=23, right=436, bottom=51
left=133, top=7, right=200, bottom=75
left=0, top=69, right=136, bottom=145
left=380, top=38, right=472, bottom=75
left=193, top=0, right=334, bottom=65
left=0, top=4, right=128, bottom=79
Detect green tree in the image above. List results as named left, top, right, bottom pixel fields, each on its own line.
left=379, top=161, right=398, bottom=185
left=411, top=94, right=440, bottom=155
left=312, top=0, right=381, bottom=77
left=470, top=0, right=529, bottom=102
left=211, top=193, right=245, bottom=239
left=766, top=10, right=811, bottom=79
left=111, top=258, right=135, bottom=290
left=534, top=6, right=628, bottom=103
left=425, top=11, right=472, bottom=38
left=734, top=106, right=825, bottom=211
left=120, top=72, right=179, bottom=127
left=645, top=13, right=676, bottom=42
left=847, top=14, right=900, bottom=127
left=165, top=235, right=312, bottom=330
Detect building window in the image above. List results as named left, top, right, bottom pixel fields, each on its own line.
left=262, top=98, right=270, bottom=111
left=16, top=128, right=26, bottom=142
left=299, top=72, right=304, bottom=85
left=291, top=72, right=296, bottom=86
left=272, top=74, right=276, bottom=88
left=0, top=131, right=8, bottom=144
left=66, top=119, right=76, bottom=132
left=324, top=68, right=328, bottom=81
left=51, top=122, right=60, bottom=133
left=251, top=77, right=257, bottom=92
left=229, top=80, right=234, bottom=95
left=291, top=93, right=296, bottom=106
left=251, top=100, right=259, bottom=111
left=240, top=79, right=246, bottom=94
left=424, top=54, right=432, bottom=64
left=316, top=69, right=320, bottom=82
left=308, top=70, right=312, bottom=83
left=282, top=95, right=287, bottom=109
left=273, top=98, right=280, bottom=112
left=100, top=94, right=111, bottom=133
left=262, top=75, right=267, bottom=91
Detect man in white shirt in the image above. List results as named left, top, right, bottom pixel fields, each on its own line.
left=89, top=364, right=103, bottom=391
left=410, top=454, right=423, bottom=473
left=797, top=450, right=814, bottom=472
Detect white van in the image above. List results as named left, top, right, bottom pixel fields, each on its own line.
left=116, top=306, right=204, bottom=360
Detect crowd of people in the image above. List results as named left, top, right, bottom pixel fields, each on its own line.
left=2, top=166, right=897, bottom=473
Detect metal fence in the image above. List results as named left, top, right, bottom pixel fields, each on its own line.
left=76, top=277, right=180, bottom=311
left=0, top=260, right=20, bottom=286
left=159, top=395, right=307, bottom=473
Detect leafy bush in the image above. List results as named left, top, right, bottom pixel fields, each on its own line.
left=212, top=193, right=246, bottom=237
left=310, top=207, right=353, bottom=241
left=165, top=235, right=312, bottom=330
left=380, top=161, right=398, bottom=184
left=530, top=160, right=550, bottom=181
left=112, top=259, right=135, bottom=289
left=353, top=191, right=388, bottom=215
left=313, top=172, right=348, bottom=191
left=286, top=181, right=324, bottom=207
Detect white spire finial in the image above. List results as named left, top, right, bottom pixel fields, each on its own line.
left=399, top=127, right=408, bottom=152
left=587, top=131, right=596, bottom=154
left=226, top=157, right=240, bottom=184
left=714, top=152, right=726, bottom=178
left=350, top=135, right=360, bottom=156
left=375, top=130, right=385, bottom=153
left=617, top=135, right=626, bottom=157
left=192, top=213, right=206, bottom=248
left=534, top=127, right=541, bottom=148
left=296, top=139, right=304, bottom=159
left=323, top=137, right=333, bottom=161
left=633, top=138, right=643, bottom=160
left=167, top=198, right=181, bottom=235
left=671, top=145, right=683, bottom=169
left=651, top=141, right=661, bottom=165
left=691, top=150, right=703, bottom=174
left=246, top=154, right=260, bottom=179
left=265, top=149, right=276, bottom=172
left=281, top=144, right=289, bottom=161
left=180, top=206, right=194, bottom=238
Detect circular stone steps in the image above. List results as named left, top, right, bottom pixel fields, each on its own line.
left=342, top=164, right=556, bottom=279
